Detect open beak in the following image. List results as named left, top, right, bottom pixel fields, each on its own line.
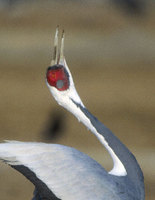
left=50, top=26, right=65, bottom=66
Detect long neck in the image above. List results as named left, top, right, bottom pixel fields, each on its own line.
left=48, top=78, right=144, bottom=197
left=68, top=99, right=144, bottom=192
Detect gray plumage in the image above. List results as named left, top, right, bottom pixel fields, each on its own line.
left=0, top=141, right=144, bottom=199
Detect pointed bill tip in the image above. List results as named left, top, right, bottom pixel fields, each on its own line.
left=50, top=27, right=59, bottom=65
left=50, top=27, right=66, bottom=66
left=55, top=26, right=59, bottom=38
left=59, top=29, right=65, bottom=64
left=62, top=29, right=65, bottom=37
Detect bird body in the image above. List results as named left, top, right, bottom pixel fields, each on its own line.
left=0, top=141, right=142, bottom=200
left=0, top=28, right=145, bottom=200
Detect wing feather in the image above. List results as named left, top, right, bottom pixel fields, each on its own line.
left=0, top=141, right=124, bottom=200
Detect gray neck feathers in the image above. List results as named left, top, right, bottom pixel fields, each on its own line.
left=75, top=102, right=144, bottom=199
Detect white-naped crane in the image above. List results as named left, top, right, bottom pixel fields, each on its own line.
left=0, top=28, right=144, bottom=200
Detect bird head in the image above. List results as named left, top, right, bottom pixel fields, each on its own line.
left=46, top=28, right=84, bottom=114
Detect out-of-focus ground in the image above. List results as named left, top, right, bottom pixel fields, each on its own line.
left=0, top=1, right=154, bottom=199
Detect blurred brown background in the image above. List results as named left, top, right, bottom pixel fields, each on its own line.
left=0, top=0, right=154, bottom=199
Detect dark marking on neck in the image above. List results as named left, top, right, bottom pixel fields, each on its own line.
left=71, top=99, right=144, bottom=198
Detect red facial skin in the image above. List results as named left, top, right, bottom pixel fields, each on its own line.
left=46, top=67, right=69, bottom=91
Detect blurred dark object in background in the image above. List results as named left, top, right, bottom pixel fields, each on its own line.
left=0, top=0, right=147, bottom=16
left=112, top=0, right=146, bottom=15
left=0, top=0, right=19, bottom=7
left=41, top=109, right=66, bottom=141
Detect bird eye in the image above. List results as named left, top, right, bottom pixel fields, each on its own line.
left=56, top=80, right=64, bottom=89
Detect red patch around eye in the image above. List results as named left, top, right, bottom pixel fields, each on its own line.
left=46, top=67, right=69, bottom=91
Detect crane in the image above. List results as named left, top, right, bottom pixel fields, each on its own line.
left=0, top=28, right=144, bottom=200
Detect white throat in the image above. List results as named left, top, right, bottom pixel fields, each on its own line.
left=47, top=80, right=127, bottom=177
